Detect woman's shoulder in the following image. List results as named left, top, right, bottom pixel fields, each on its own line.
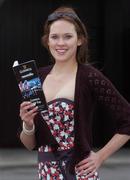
left=79, top=63, right=103, bottom=76
left=79, top=63, right=110, bottom=86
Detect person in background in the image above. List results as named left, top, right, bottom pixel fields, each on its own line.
left=19, top=6, right=130, bottom=180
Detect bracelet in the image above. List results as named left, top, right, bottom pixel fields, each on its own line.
left=22, top=122, right=35, bottom=136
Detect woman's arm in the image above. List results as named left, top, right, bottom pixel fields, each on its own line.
left=19, top=101, right=38, bottom=150
left=97, top=133, right=130, bottom=162
left=20, top=124, right=36, bottom=151
left=76, top=133, right=130, bottom=177
left=76, top=65, right=130, bottom=177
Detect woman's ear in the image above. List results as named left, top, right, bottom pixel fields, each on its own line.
left=77, top=38, right=82, bottom=46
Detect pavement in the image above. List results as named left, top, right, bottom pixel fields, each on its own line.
left=0, top=148, right=130, bottom=180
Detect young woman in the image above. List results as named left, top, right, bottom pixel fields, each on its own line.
left=19, top=6, right=130, bottom=180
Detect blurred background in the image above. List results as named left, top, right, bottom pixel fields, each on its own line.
left=0, top=0, right=130, bottom=179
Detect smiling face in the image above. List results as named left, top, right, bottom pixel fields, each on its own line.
left=48, top=19, right=82, bottom=63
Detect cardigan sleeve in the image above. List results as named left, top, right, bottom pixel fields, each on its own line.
left=86, top=65, right=130, bottom=135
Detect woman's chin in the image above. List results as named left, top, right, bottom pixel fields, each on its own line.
left=54, top=58, right=68, bottom=63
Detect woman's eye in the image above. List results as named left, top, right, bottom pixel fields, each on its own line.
left=50, top=35, right=58, bottom=39
left=64, top=35, right=72, bottom=39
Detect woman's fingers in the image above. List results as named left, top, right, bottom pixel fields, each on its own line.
left=21, top=106, right=38, bottom=119
left=76, top=157, right=92, bottom=167
left=86, top=169, right=96, bottom=178
left=20, top=101, right=31, bottom=107
left=83, top=164, right=96, bottom=175
left=20, top=102, right=36, bottom=114
left=19, top=101, right=38, bottom=126
left=76, top=164, right=96, bottom=177
left=76, top=161, right=94, bottom=172
left=75, top=151, right=102, bottom=177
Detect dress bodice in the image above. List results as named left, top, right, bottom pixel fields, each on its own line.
left=39, top=98, right=75, bottom=152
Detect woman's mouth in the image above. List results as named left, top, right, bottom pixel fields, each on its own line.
left=56, top=49, right=68, bottom=54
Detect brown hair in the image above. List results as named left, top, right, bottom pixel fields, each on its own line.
left=41, top=6, right=89, bottom=64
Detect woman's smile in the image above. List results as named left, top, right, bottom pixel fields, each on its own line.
left=55, top=48, right=68, bottom=55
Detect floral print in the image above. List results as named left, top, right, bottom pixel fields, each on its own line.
left=38, top=161, right=65, bottom=180
left=38, top=98, right=100, bottom=180
left=40, top=99, right=75, bottom=151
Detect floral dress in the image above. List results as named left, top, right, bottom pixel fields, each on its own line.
left=38, top=98, right=100, bottom=180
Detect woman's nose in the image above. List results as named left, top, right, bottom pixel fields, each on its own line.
left=57, top=38, right=65, bottom=45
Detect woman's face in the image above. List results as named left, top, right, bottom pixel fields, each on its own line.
left=48, top=19, right=81, bottom=63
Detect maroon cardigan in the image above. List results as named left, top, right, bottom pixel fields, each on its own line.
left=34, top=63, right=130, bottom=171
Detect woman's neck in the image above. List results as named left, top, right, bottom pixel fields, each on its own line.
left=51, top=61, right=78, bottom=76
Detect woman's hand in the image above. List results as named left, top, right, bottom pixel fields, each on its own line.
left=75, top=151, right=103, bottom=178
left=19, top=101, right=38, bottom=129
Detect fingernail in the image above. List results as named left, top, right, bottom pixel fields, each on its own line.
left=27, top=101, right=31, bottom=104
left=32, top=102, right=36, bottom=106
